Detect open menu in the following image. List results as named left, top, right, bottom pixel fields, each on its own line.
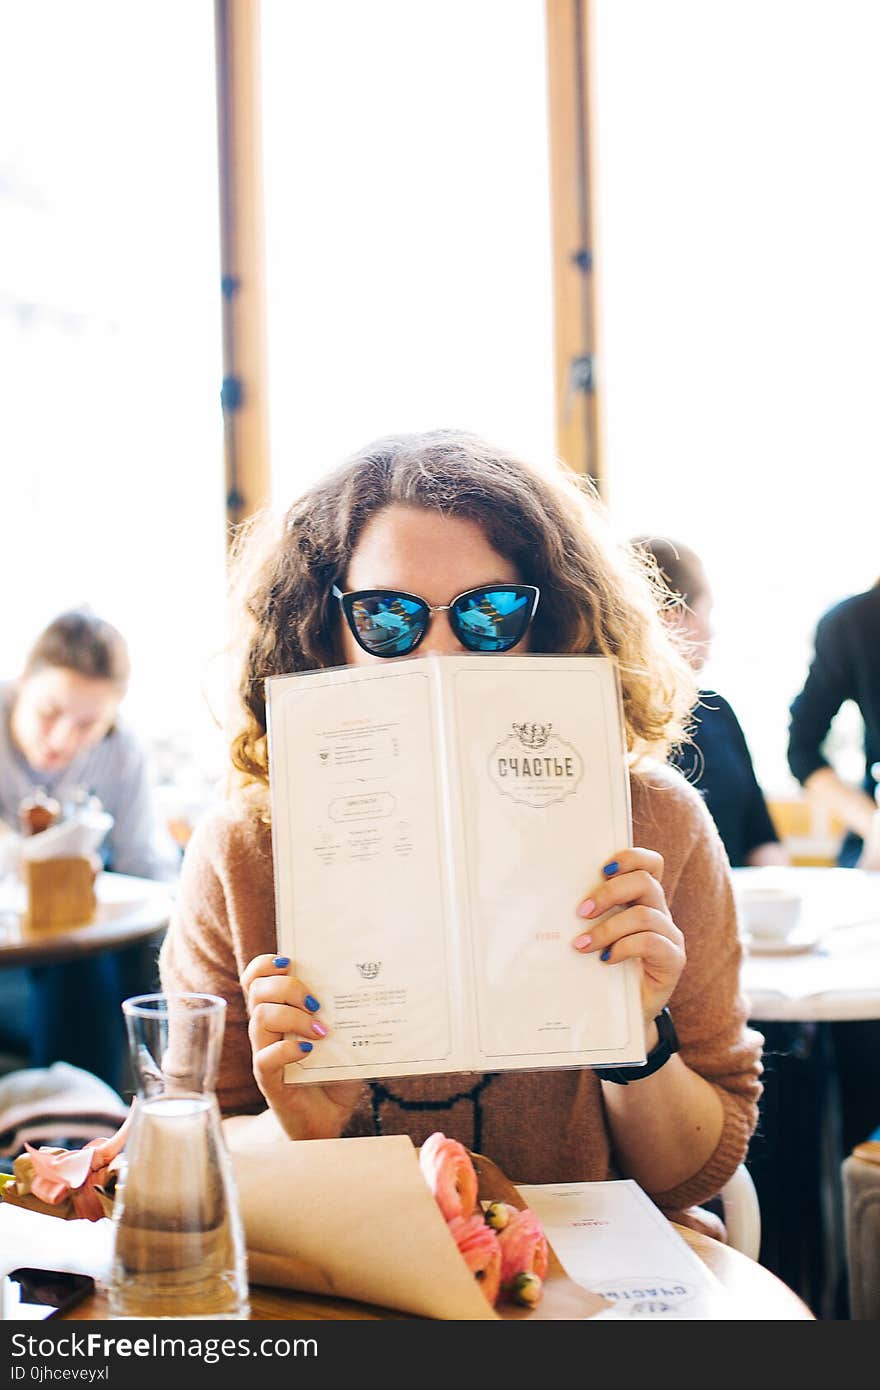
left=266, top=653, right=645, bottom=1084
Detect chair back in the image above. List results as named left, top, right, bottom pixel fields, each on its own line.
left=843, top=1139, right=880, bottom=1319
left=719, top=1163, right=762, bottom=1261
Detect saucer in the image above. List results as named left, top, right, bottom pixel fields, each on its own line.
left=743, top=933, right=817, bottom=956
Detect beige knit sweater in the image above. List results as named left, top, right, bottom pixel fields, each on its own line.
left=160, top=761, right=763, bottom=1218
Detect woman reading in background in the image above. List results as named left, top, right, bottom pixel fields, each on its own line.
left=160, top=430, right=763, bottom=1235
left=0, top=609, right=179, bottom=1089
left=631, top=536, right=789, bottom=870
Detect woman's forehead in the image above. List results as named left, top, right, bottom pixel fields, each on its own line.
left=22, top=665, right=121, bottom=714
left=345, top=504, right=521, bottom=594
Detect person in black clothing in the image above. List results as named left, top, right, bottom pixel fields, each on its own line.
left=788, top=581, right=880, bottom=1182
left=787, top=582, right=880, bottom=869
left=674, top=693, right=783, bottom=868
left=632, top=536, right=788, bottom=868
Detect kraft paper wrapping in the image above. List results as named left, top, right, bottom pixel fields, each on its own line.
left=223, top=1115, right=609, bottom=1321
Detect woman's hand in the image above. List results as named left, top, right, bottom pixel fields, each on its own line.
left=571, top=848, right=685, bottom=1039
left=241, top=954, right=362, bottom=1140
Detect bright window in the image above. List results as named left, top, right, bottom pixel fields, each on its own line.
left=1, top=1, right=228, bottom=807
left=260, top=0, right=557, bottom=498
left=592, top=0, right=880, bottom=793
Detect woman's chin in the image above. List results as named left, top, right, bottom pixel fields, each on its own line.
left=32, top=753, right=68, bottom=775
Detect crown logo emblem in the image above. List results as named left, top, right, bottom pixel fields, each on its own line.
left=356, top=961, right=381, bottom=980
left=512, top=722, right=552, bottom=751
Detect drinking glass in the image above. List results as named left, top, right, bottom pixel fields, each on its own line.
left=106, top=992, right=250, bottom=1319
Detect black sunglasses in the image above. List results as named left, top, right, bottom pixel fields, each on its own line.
left=331, top=583, right=540, bottom=658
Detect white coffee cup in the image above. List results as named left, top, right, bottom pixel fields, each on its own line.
left=736, top=886, right=802, bottom=941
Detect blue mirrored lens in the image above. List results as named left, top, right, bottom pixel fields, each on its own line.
left=453, top=588, right=532, bottom=651
left=350, top=595, right=426, bottom=655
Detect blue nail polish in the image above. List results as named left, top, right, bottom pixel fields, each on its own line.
left=600, top=947, right=612, bottom=961
left=299, top=1041, right=313, bottom=1053
left=603, top=861, right=619, bottom=877
left=273, top=956, right=290, bottom=969
left=304, top=994, right=321, bottom=1013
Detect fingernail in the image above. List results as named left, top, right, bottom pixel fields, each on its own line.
left=573, top=933, right=592, bottom=951
left=311, top=1020, right=329, bottom=1038
left=273, top=956, right=290, bottom=969
left=304, top=994, right=321, bottom=1012
left=577, top=899, right=596, bottom=919
left=600, top=947, right=612, bottom=961
left=603, top=862, right=619, bottom=877
left=299, top=1041, right=313, bottom=1053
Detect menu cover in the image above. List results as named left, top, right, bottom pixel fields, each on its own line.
left=266, top=653, right=645, bottom=1084
left=516, top=1179, right=733, bottom=1319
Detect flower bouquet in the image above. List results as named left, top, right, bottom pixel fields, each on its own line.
left=419, top=1132, right=549, bottom=1311
left=0, top=1109, right=132, bottom=1221
left=222, top=1117, right=609, bottom=1319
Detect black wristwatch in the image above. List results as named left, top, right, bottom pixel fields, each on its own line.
left=593, top=1006, right=680, bottom=1085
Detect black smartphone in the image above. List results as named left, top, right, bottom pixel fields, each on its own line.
left=2, top=1267, right=95, bottom=1319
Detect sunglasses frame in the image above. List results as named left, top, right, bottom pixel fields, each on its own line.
left=331, top=582, right=541, bottom=658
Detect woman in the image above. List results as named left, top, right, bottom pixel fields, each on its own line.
left=160, top=430, right=763, bottom=1229
left=0, top=610, right=179, bottom=1088
left=631, top=536, right=789, bottom=869
left=1, top=610, right=178, bottom=880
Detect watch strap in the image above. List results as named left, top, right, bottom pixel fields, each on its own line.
left=593, top=1006, right=680, bottom=1085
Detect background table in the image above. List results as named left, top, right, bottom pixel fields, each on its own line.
left=735, top=865, right=880, bottom=1022
left=0, top=872, right=174, bottom=969
left=0, top=872, right=175, bottom=1095
left=58, top=1224, right=812, bottom=1321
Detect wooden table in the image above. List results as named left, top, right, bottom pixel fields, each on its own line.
left=0, top=872, right=174, bottom=968
left=59, top=1225, right=811, bottom=1321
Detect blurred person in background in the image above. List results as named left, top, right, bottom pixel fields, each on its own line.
left=631, top=536, right=789, bottom=869
left=787, top=580, right=880, bottom=870
left=787, top=581, right=880, bottom=1172
left=0, top=609, right=179, bottom=1091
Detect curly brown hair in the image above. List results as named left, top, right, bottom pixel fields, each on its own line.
left=628, top=535, right=707, bottom=611
left=226, top=430, right=697, bottom=807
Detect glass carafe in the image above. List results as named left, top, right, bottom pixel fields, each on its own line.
left=107, top=992, right=250, bottom=1319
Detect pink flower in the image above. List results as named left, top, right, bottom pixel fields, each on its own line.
left=448, top=1213, right=502, bottom=1307
left=23, top=1104, right=135, bottom=1222
left=496, top=1205, right=549, bottom=1289
left=419, top=1131, right=478, bottom=1222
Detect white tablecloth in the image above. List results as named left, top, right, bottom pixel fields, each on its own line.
left=733, top=866, right=880, bottom=1022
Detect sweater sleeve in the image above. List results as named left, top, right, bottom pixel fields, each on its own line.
left=102, top=731, right=181, bottom=882
left=642, top=785, right=764, bottom=1214
left=788, top=607, right=853, bottom=786
left=158, top=809, right=268, bottom=1116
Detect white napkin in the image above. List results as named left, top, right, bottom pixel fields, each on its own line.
left=17, top=810, right=113, bottom=863
left=0, top=1204, right=114, bottom=1280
